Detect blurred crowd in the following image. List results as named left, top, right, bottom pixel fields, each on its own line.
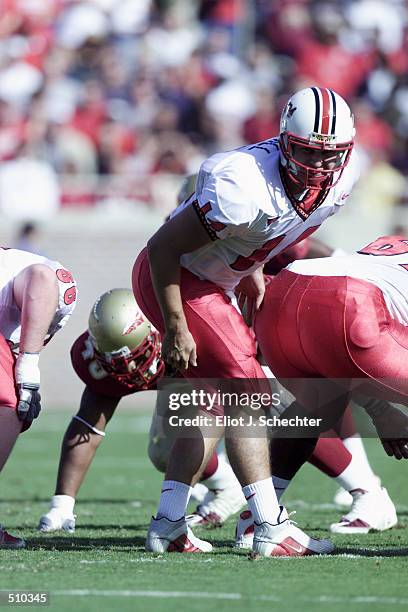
left=1, top=0, right=408, bottom=217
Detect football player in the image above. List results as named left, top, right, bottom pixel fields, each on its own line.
left=133, top=86, right=360, bottom=556
left=0, top=247, right=77, bottom=549
left=38, top=289, right=245, bottom=534
left=245, top=234, right=408, bottom=544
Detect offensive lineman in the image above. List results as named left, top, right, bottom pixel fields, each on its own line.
left=133, top=86, right=360, bottom=556
left=0, top=247, right=77, bottom=548
left=239, top=235, right=408, bottom=548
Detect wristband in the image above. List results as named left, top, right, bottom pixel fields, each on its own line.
left=15, top=352, right=40, bottom=385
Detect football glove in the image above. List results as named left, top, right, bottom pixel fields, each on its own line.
left=15, top=353, right=41, bottom=422
left=17, top=383, right=41, bottom=422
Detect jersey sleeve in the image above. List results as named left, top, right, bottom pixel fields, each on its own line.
left=70, top=332, right=137, bottom=398
left=193, top=155, right=260, bottom=240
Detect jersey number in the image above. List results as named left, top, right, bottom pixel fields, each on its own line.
left=230, top=226, right=319, bottom=272
left=358, top=236, right=408, bottom=272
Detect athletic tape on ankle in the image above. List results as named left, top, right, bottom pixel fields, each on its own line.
left=73, top=415, right=106, bottom=436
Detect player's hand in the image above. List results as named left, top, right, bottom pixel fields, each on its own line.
left=370, top=405, right=408, bottom=460
left=15, top=352, right=42, bottom=422
left=162, top=324, right=197, bottom=371
left=17, top=383, right=41, bottom=422
left=236, top=267, right=265, bottom=325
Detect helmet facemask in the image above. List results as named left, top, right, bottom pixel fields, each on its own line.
left=92, top=329, right=164, bottom=390
left=280, top=132, right=353, bottom=190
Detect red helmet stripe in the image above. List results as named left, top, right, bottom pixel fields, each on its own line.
left=319, top=87, right=331, bottom=134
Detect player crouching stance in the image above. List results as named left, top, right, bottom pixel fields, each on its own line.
left=38, top=289, right=244, bottom=537
left=0, top=248, right=77, bottom=548
left=250, top=235, right=408, bottom=541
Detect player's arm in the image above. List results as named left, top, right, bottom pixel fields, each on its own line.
left=12, top=264, right=59, bottom=422
left=13, top=264, right=59, bottom=352
left=55, top=386, right=120, bottom=497
left=147, top=204, right=213, bottom=370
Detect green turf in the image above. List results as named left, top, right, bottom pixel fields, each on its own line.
left=0, top=409, right=407, bottom=612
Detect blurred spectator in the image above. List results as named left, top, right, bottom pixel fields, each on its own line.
left=12, top=222, right=44, bottom=255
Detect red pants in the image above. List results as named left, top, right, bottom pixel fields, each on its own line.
left=0, top=335, right=29, bottom=432
left=132, top=249, right=266, bottom=388
left=255, top=270, right=408, bottom=404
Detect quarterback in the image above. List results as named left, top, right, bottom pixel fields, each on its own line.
left=133, top=86, right=360, bottom=556
left=0, top=247, right=77, bottom=549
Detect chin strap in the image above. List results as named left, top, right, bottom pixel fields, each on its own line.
left=72, top=415, right=106, bottom=437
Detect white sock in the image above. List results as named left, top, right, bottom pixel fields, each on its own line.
left=343, top=434, right=376, bottom=477
left=242, top=478, right=281, bottom=524
left=334, top=450, right=380, bottom=492
left=203, top=453, right=239, bottom=490
left=272, top=475, right=291, bottom=502
left=51, top=495, right=75, bottom=515
left=156, top=480, right=192, bottom=521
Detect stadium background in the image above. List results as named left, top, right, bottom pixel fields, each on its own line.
left=1, top=2, right=408, bottom=608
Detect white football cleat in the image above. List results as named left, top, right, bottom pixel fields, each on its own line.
left=235, top=510, right=255, bottom=549
left=236, top=508, right=334, bottom=557
left=330, top=487, right=397, bottom=534
left=145, top=516, right=213, bottom=553
left=0, top=525, right=26, bottom=549
left=190, top=483, right=213, bottom=505
left=38, top=509, right=76, bottom=533
left=333, top=487, right=353, bottom=508
left=333, top=475, right=381, bottom=508
left=188, top=483, right=246, bottom=527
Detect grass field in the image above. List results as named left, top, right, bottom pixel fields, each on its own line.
left=0, top=408, right=407, bottom=612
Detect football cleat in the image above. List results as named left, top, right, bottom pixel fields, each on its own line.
left=330, top=487, right=397, bottom=534
left=190, top=483, right=213, bottom=505
left=333, top=475, right=381, bottom=508
left=145, top=516, right=213, bottom=553
left=0, top=526, right=26, bottom=549
left=333, top=486, right=353, bottom=508
left=236, top=508, right=335, bottom=557
left=38, top=509, right=76, bottom=533
left=235, top=510, right=255, bottom=549
left=188, top=484, right=246, bottom=527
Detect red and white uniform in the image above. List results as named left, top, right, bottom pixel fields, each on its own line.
left=255, top=235, right=408, bottom=404
left=0, top=248, right=77, bottom=420
left=172, top=139, right=359, bottom=296
left=0, top=248, right=77, bottom=350
left=133, top=140, right=358, bottom=386
left=70, top=331, right=147, bottom=398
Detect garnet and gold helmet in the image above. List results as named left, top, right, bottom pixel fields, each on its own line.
left=88, top=288, right=164, bottom=389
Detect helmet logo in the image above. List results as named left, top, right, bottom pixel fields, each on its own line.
left=123, top=311, right=145, bottom=336
left=309, top=132, right=336, bottom=145
left=287, top=102, right=297, bottom=118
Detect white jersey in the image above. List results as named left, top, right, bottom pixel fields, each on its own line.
left=172, top=138, right=359, bottom=294
left=0, top=248, right=77, bottom=348
left=288, top=236, right=408, bottom=325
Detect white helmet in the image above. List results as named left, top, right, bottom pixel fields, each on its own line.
left=280, top=86, right=355, bottom=190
